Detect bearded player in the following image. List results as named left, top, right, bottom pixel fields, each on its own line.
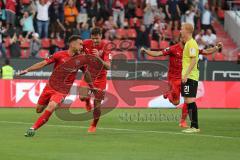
left=141, top=36, right=222, bottom=128
left=19, top=35, right=95, bottom=137
left=79, top=27, right=111, bottom=133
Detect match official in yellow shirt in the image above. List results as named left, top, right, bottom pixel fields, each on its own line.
left=180, top=23, right=200, bottom=133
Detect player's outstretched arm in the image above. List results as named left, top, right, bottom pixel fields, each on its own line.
left=201, top=42, right=223, bottom=55
left=19, top=60, right=48, bottom=75
left=140, top=47, right=163, bottom=57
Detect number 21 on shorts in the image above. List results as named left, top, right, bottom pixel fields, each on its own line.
left=184, top=85, right=190, bottom=94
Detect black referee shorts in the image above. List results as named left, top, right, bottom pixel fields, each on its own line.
left=181, top=79, right=198, bottom=97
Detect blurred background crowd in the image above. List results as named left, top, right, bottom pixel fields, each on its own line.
left=0, top=0, right=233, bottom=60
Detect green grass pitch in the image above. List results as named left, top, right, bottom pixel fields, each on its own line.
left=0, top=108, right=239, bottom=160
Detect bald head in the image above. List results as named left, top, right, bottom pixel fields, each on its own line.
left=181, top=23, right=195, bottom=42
left=182, top=23, right=194, bottom=34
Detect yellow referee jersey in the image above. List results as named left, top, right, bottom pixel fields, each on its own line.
left=182, top=38, right=199, bottom=81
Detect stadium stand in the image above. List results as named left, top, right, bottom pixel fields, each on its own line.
left=0, top=0, right=238, bottom=61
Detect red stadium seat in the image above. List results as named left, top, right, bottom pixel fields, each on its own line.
left=173, top=29, right=180, bottom=38
left=150, top=40, right=159, bottom=50
left=41, top=38, right=51, bottom=49
left=218, top=8, right=224, bottom=19
left=124, top=51, right=135, bottom=59
left=22, top=0, right=30, bottom=5
left=20, top=49, right=30, bottom=58
left=52, top=38, right=65, bottom=49
left=159, top=40, right=169, bottom=50
left=116, top=29, right=127, bottom=39
left=3, top=37, right=11, bottom=48
left=127, top=29, right=137, bottom=39
left=111, top=51, right=135, bottom=60
left=135, top=7, right=143, bottom=17
left=214, top=52, right=225, bottom=61
left=20, top=40, right=30, bottom=49
left=127, top=40, right=135, bottom=50
left=206, top=55, right=213, bottom=61
left=119, top=40, right=135, bottom=50
left=38, top=49, right=49, bottom=58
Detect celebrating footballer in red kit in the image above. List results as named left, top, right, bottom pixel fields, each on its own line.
left=19, top=35, right=95, bottom=137
left=141, top=37, right=223, bottom=128
left=79, top=27, right=111, bottom=133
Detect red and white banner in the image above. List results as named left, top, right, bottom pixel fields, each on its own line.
left=0, top=79, right=239, bottom=108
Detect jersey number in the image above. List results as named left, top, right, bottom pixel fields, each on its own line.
left=184, top=86, right=190, bottom=93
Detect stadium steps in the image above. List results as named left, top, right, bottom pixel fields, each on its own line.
left=212, top=21, right=238, bottom=61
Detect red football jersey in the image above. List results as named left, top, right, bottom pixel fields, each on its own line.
left=45, top=50, right=80, bottom=94
left=83, top=39, right=111, bottom=80
left=162, top=43, right=183, bottom=80
left=162, top=43, right=203, bottom=80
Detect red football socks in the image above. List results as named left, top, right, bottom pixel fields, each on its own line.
left=181, top=103, right=188, bottom=122
left=91, top=108, right=101, bottom=127
left=32, top=110, right=53, bottom=130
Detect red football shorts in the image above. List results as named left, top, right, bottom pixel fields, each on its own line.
left=38, top=84, right=67, bottom=106
left=79, top=77, right=107, bottom=100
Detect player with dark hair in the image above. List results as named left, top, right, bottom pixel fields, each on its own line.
left=20, top=35, right=94, bottom=137
left=79, top=27, right=111, bottom=133
left=141, top=36, right=222, bottom=128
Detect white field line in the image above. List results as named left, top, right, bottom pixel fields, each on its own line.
left=0, top=120, right=238, bottom=140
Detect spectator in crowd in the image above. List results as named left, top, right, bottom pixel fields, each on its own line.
left=0, top=0, right=5, bottom=20
left=103, top=16, right=117, bottom=40
left=112, top=0, right=125, bottom=28
left=73, top=22, right=90, bottom=40
left=64, top=0, right=78, bottom=34
left=9, top=33, right=20, bottom=57
left=5, top=0, right=17, bottom=28
left=185, top=5, right=197, bottom=27
left=135, top=24, right=150, bottom=60
left=76, top=0, right=88, bottom=24
left=143, top=3, right=154, bottom=29
left=95, top=17, right=105, bottom=28
left=146, top=0, right=158, bottom=10
left=154, top=7, right=166, bottom=22
left=0, top=20, right=7, bottom=57
left=20, top=4, right=36, bottom=39
left=201, top=2, right=213, bottom=31
left=87, top=1, right=97, bottom=19
left=80, top=22, right=90, bottom=40
left=125, top=0, right=136, bottom=19
left=196, top=28, right=216, bottom=49
left=152, top=17, right=166, bottom=42
left=195, top=29, right=206, bottom=50
left=178, top=0, right=190, bottom=23
left=49, top=0, right=65, bottom=39
left=203, top=29, right=216, bottom=47
left=159, top=0, right=168, bottom=8
left=30, top=33, right=41, bottom=57
left=35, top=0, right=52, bottom=38
left=97, top=0, right=111, bottom=20
left=72, top=22, right=81, bottom=36
left=166, top=0, right=181, bottom=30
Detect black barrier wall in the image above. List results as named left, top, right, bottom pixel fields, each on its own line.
left=0, top=58, right=239, bottom=81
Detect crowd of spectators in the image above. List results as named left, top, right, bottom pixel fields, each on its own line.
left=0, top=0, right=220, bottom=60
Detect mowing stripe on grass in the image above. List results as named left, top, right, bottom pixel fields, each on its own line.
left=0, top=120, right=239, bottom=140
